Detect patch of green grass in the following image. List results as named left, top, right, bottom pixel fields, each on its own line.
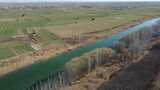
left=13, top=43, right=34, bottom=54
left=0, top=48, right=15, bottom=60
left=38, top=29, right=61, bottom=46
left=0, top=42, right=33, bottom=60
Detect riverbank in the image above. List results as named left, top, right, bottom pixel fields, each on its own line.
left=0, top=16, right=153, bottom=76
left=98, top=39, right=160, bottom=90
left=65, top=35, right=160, bottom=90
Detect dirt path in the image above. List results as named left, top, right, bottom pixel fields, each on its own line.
left=98, top=45, right=160, bottom=90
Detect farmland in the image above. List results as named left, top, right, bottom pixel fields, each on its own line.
left=1, top=5, right=160, bottom=60
left=0, top=8, right=119, bottom=59
left=0, top=2, right=160, bottom=90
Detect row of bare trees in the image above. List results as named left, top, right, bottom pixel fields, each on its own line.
left=123, top=22, right=160, bottom=53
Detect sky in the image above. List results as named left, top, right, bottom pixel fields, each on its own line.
left=0, top=0, right=160, bottom=3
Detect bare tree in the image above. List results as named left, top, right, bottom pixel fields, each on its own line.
left=128, top=27, right=153, bottom=53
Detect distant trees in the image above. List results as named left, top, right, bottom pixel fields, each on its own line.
left=120, top=20, right=160, bottom=53
left=63, top=32, right=85, bottom=45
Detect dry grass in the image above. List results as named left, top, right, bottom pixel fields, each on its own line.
left=65, top=48, right=114, bottom=82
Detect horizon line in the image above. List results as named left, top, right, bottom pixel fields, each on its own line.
left=0, top=1, right=160, bottom=3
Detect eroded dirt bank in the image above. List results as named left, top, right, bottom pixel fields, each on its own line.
left=61, top=44, right=147, bottom=90
left=64, top=38, right=160, bottom=90
left=98, top=43, right=160, bottom=90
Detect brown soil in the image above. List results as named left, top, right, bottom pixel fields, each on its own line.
left=61, top=65, right=121, bottom=90
left=97, top=40, right=160, bottom=90
left=62, top=46, right=147, bottom=90
left=99, top=49, right=160, bottom=90
left=147, top=42, right=160, bottom=90
left=150, top=67, right=160, bottom=90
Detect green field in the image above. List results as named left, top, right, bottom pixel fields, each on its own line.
left=0, top=9, right=124, bottom=36
left=0, top=8, right=123, bottom=59
left=0, top=7, right=160, bottom=60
